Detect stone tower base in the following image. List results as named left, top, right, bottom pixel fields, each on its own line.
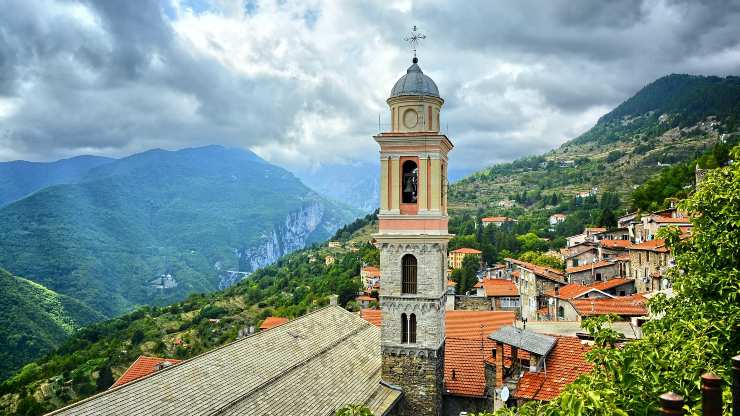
left=381, top=346, right=444, bottom=416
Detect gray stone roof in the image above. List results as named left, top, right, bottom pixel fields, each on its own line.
left=488, top=325, right=556, bottom=356
left=48, top=306, right=400, bottom=416
left=390, top=59, right=440, bottom=98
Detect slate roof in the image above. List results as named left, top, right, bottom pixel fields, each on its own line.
left=390, top=60, right=440, bottom=98
left=111, top=356, right=182, bottom=388
left=488, top=326, right=556, bottom=356
left=514, top=337, right=592, bottom=401
left=49, top=306, right=400, bottom=416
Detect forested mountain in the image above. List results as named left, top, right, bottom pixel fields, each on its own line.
left=0, top=145, right=357, bottom=377
left=0, top=269, right=103, bottom=380
left=0, top=155, right=113, bottom=207
left=451, top=74, right=740, bottom=214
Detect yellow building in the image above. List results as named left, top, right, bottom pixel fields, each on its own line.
left=448, top=247, right=482, bottom=269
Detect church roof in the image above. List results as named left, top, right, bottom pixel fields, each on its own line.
left=49, top=306, right=400, bottom=416
left=390, top=59, right=440, bottom=99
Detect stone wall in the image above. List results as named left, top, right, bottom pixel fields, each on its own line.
left=382, top=347, right=444, bottom=416
left=443, top=395, right=492, bottom=415
left=454, top=295, right=490, bottom=311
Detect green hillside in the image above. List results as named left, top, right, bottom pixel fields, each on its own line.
left=0, top=145, right=357, bottom=377
left=451, top=74, right=740, bottom=213
left=0, top=269, right=103, bottom=381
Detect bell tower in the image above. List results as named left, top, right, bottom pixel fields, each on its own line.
left=375, top=29, right=452, bottom=416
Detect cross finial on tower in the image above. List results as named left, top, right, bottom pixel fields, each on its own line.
left=404, top=25, right=426, bottom=63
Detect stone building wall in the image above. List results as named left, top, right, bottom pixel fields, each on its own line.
left=382, top=347, right=444, bottom=416
left=455, top=295, right=490, bottom=311
left=568, top=262, right=622, bottom=285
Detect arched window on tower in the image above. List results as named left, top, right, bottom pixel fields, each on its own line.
left=401, top=254, right=417, bottom=294
left=409, top=313, right=417, bottom=343
left=401, top=313, right=408, bottom=343
left=402, top=160, right=418, bottom=203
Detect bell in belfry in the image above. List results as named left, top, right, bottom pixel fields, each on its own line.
left=403, top=172, right=417, bottom=202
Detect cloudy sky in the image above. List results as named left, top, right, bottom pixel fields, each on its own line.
left=1, top=0, right=740, bottom=175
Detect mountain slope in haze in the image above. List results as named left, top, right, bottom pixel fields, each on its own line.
left=451, top=74, right=740, bottom=211
left=0, top=268, right=103, bottom=380
left=296, top=162, right=380, bottom=213
left=0, top=145, right=357, bottom=320
left=0, top=155, right=114, bottom=207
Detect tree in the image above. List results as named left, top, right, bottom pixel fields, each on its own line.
left=516, top=232, right=548, bottom=252
left=455, top=254, right=480, bottom=295
left=597, top=208, right=617, bottom=228
left=96, top=363, right=114, bottom=392
left=336, top=404, right=374, bottom=416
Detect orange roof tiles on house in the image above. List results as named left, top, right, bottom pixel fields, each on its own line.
left=361, top=266, right=381, bottom=277
left=259, top=316, right=289, bottom=330
left=507, top=258, right=565, bottom=283
left=600, top=239, right=631, bottom=249
left=451, top=247, right=483, bottom=254
left=447, top=279, right=457, bottom=287
left=111, top=356, right=182, bottom=388
left=566, top=260, right=617, bottom=274
left=585, top=227, right=607, bottom=233
left=444, top=337, right=497, bottom=397
left=651, top=216, right=692, bottom=224
left=478, top=279, right=518, bottom=297
left=514, top=337, right=592, bottom=401
left=355, top=295, right=376, bottom=302
left=589, top=278, right=632, bottom=291
left=569, top=295, right=647, bottom=317
left=445, top=310, right=517, bottom=339
left=544, top=283, right=591, bottom=300
left=627, top=239, right=669, bottom=253
left=481, top=216, right=514, bottom=223
left=360, top=309, right=381, bottom=327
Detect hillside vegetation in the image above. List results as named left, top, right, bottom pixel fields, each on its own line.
left=0, top=269, right=103, bottom=380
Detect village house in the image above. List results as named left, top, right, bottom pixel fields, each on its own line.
left=481, top=216, right=516, bottom=227
left=259, top=316, right=289, bottom=331
left=449, top=247, right=482, bottom=269
left=617, top=212, right=638, bottom=229
left=566, top=258, right=627, bottom=285
left=327, top=241, right=342, bottom=248
left=549, top=213, right=567, bottom=228
left=480, top=264, right=507, bottom=279
left=469, top=279, right=521, bottom=311
left=566, top=227, right=606, bottom=247
left=360, top=265, right=381, bottom=291
left=566, top=295, right=648, bottom=321
left=506, top=258, right=566, bottom=321
left=627, top=239, right=673, bottom=293
left=543, top=281, right=640, bottom=321
left=488, top=326, right=592, bottom=407
left=355, top=294, right=376, bottom=309
left=598, top=239, right=631, bottom=259
left=628, top=205, right=692, bottom=243
left=563, top=242, right=599, bottom=269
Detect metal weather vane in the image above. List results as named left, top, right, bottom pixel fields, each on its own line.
left=404, top=25, right=426, bottom=59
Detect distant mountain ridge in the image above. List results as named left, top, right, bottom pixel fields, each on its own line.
left=0, top=145, right=357, bottom=376
left=0, top=155, right=113, bottom=206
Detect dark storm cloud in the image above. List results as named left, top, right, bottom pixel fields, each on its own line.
left=0, top=0, right=739, bottom=169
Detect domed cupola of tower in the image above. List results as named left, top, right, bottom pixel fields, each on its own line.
left=390, top=57, right=440, bottom=98
left=387, top=58, right=444, bottom=133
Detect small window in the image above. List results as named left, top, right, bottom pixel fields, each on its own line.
left=572, top=258, right=579, bottom=267
left=558, top=306, right=565, bottom=319
left=402, top=160, right=418, bottom=203
left=595, top=272, right=602, bottom=281
left=401, top=254, right=417, bottom=294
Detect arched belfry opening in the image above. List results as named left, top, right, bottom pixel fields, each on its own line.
left=401, top=254, right=417, bottom=294
left=400, top=313, right=417, bottom=344
left=402, top=160, right=418, bottom=203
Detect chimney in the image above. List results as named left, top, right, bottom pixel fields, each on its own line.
left=329, top=294, right=339, bottom=306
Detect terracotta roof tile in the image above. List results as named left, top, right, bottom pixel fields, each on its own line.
left=589, top=278, right=632, bottom=291
left=259, top=316, right=289, bottom=330
left=479, top=279, right=518, bottom=297
left=451, top=248, right=482, bottom=254
left=544, top=283, right=591, bottom=299
left=569, top=295, right=647, bottom=317
left=361, top=266, right=381, bottom=277
left=514, top=337, right=592, bottom=401
left=481, top=216, right=514, bottom=223
left=111, top=356, right=182, bottom=388
left=627, top=239, right=669, bottom=253
left=651, top=217, right=692, bottom=224
left=600, top=239, right=631, bottom=249
left=360, top=309, right=381, bottom=327
left=507, top=258, right=565, bottom=283
left=444, top=337, right=497, bottom=397
left=355, top=295, right=376, bottom=302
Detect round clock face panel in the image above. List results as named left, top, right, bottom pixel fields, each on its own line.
left=403, top=109, right=418, bottom=129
